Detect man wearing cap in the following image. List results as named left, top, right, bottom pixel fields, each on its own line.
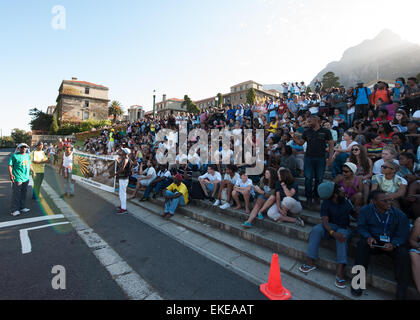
left=30, top=141, right=49, bottom=200
left=8, top=143, right=36, bottom=216
left=299, top=182, right=355, bottom=289
left=109, top=148, right=132, bottom=214
left=352, top=190, right=410, bottom=299
left=162, top=174, right=189, bottom=219
left=353, top=81, right=372, bottom=121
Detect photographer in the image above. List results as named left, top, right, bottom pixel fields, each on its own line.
left=352, top=191, right=410, bottom=299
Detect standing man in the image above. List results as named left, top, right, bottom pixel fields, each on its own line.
left=61, top=144, right=75, bottom=198
left=108, top=129, right=115, bottom=154
left=8, top=143, right=36, bottom=216
left=292, top=116, right=334, bottom=208
left=30, top=141, right=49, bottom=200
left=353, top=81, right=372, bottom=121
left=109, top=148, right=132, bottom=215
left=352, top=191, right=410, bottom=300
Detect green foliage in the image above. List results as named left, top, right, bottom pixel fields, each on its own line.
left=50, top=114, right=59, bottom=134
left=182, top=95, right=200, bottom=114
left=29, top=108, right=53, bottom=131
left=11, top=128, right=31, bottom=146
left=306, top=86, right=312, bottom=94
left=416, top=73, right=420, bottom=83
left=246, top=88, right=257, bottom=105
left=322, top=72, right=341, bottom=89
left=0, top=136, right=15, bottom=148
left=108, top=101, right=124, bottom=123
left=217, top=93, right=223, bottom=107
left=56, top=120, right=112, bottom=135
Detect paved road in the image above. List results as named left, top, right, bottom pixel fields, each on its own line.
left=1, top=150, right=265, bottom=300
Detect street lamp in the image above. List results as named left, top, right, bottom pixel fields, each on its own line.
left=153, top=90, right=156, bottom=119
left=215, top=96, right=218, bottom=109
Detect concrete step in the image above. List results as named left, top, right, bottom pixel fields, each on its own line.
left=129, top=198, right=392, bottom=300
left=127, top=189, right=419, bottom=299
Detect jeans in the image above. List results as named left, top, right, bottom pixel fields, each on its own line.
left=306, top=224, right=353, bottom=265
left=119, top=178, right=128, bottom=210
left=143, top=178, right=172, bottom=198
left=347, top=113, right=355, bottom=127
left=331, top=153, right=350, bottom=178
left=304, top=156, right=326, bottom=199
left=32, top=173, right=44, bottom=199
left=11, top=181, right=29, bottom=212
left=64, top=172, right=74, bottom=196
left=165, top=190, right=186, bottom=215
left=354, top=238, right=410, bottom=300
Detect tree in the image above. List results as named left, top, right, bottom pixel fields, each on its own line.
left=217, top=93, right=223, bottom=108
left=321, top=72, right=341, bottom=89
left=108, top=101, right=123, bottom=123
left=246, top=88, right=257, bottom=105
left=11, top=128, right=31, bottom=146
left=306, top=86, right=312, bottom=94
left=416, top=73, right=420, bottom=83
left=29, top=108, right=53, bottom=132
left=0, top=136, right=15, bottom=148
left=182, top=95, right=200, bottom=115
left=50, top=114, right=59, bottom=134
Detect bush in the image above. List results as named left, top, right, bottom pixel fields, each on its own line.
left=56, top=120, right=112, bottom=136
left=0, top=136, right=15, bottom=148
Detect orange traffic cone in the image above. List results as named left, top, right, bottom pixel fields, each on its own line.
left=260, top=254, right=291, bottom=300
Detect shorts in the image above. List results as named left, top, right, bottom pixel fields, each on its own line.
left=257, top=194, right=270, bottom=201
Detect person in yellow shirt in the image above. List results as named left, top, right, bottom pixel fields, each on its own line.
left=30, top=141, right=49, bottom=200
left=163, top=174, right=189, bottom=219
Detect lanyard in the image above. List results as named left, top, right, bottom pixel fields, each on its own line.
left=373, top=206, right=391, bottom=235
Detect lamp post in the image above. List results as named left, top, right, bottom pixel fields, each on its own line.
left=153, top=90, right=156, bottom=119
left=215, top=96, right=218, bottom=109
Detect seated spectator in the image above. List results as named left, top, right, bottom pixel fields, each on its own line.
left=263, top=168, right=304, bottom=226
left=334, top=162, right=364, bottom=216
left=378, top=122, right=395, bottom=144
left=372, top=145, right=399, bottom=175
left=391, top=133, right=414, bottom=156
left=198, top=165, right=222, bottom=202
left=371, top=161, right=407, bottom=209
left=299, top=182, right=355, bottom=289
left=409, top=218, right=420, bottom=295
left=215, top=165, right=240, bottom=209
left=177, top=162, right=193, bottom=191
left=132, top=159, right=157, bottom=198
left=391, top=109, right=409, bottom=133
left=243, top=168, right=278, bottom=228
left=232, top=171, right=255, bottom=214
left=331, top=131, right=358, bottom=178
left=347, top=144, right=373, bottom=204
left=162, top=174, right=189, bottom=219
left=279, top=145, right=299, bottom=177
left=352, top=191, right=410, bottom=300
left=137, top=164, right=172, bottom=201
left=398, top=152, right=420, bottom=219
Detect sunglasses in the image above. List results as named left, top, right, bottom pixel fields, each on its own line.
left=352, top=148, right=360, bottom=152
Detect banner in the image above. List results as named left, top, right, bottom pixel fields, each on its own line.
left=72, top=151, right=117, bottom=193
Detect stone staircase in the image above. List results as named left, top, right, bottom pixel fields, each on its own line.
left=126, top=170, right=420, bottom=300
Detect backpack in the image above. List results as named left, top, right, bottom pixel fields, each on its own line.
left=354, top=87, right=369, bottom=105
left=189, top=181, right=205, bottom=200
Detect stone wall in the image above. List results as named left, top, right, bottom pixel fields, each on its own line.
left=60, top=96, right=108, bottom=122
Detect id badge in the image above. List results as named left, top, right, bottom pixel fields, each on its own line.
left=380, top=235, right=390, bottom=243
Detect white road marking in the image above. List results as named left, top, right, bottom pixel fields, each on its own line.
left=0, top=215, right=65, bottom=229
left=19, top=222, right=70, bottom=254
left=42, top=181, right=163, bottom=300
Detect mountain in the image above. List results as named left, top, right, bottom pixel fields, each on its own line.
left=310, top=29, right=420, bottom=88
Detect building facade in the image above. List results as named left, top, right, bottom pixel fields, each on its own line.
left=46, top=105, right=56, bottom=115
left=128, top=105, right=145, bottom=122
left=155, top=95, right=186, bottom=117
left=55, top=78, right=110, bottom=122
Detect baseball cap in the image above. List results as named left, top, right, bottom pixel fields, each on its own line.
left=343, top=162, right=357, bottom=175
left=17, top=143, right=29, bottom=148
left=317, top=182, right=335, bottom=200
left=122, top=148, right=131, bottom=155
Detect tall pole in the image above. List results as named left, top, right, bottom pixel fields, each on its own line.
left=153, top=90, right=156, bottom=119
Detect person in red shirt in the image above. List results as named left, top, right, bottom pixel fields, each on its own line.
left=374, top=109, right=393, bottom=124
left=277, top=98, right=287, bottom=116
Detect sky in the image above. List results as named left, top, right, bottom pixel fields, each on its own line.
left=1, top=0, right=420, bottom=136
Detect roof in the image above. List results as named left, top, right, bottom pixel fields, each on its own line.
left=64, top=80, right=108, bottom=89
left=230, top=80, right=263, bottom=88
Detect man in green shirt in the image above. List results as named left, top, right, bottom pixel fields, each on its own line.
left=8, top=143, right=36, bottom=216
left=30, top=141, right=49, bottom=200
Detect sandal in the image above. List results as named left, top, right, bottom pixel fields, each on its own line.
left=299, top=264, right=317, bottom=273
left=335, top=277, right=346, bottom=289
left=242, top=221, right=252, bottom=229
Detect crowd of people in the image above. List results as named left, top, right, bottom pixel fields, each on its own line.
left=8, top=77, right=420, bottom=299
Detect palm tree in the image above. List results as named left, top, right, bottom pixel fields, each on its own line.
left=108, top=101, right=123, bottom=123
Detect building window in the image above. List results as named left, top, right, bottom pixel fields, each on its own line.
left=240, top=94, right=243, bottom=99
left=246, top=84, right=249, bottom=89
left=234, top=87, right=237, bottom=92
left=234, top=95, right=238, bottom=101
left=93, top=113, right=96, bottom=117
left=83, top=111, right=89, bottom=120
left=84, top=101, right=89, bottom=108
left=85, top=87, right=90, bottom=94
left=240, top=86, right=243, bottom=91
left=77, top=112, right=80, bottom=117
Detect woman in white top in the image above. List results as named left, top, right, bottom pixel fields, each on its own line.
left=61, top=144, right=74, bottom=197
left=214, top=165, right=240, bottom=209
left=331, top=131, right=358, bottom=178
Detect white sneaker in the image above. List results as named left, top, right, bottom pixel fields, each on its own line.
left=11, top=211, right=21, bottom=217
left=20, top=208, right=30, bottom=214
left=213, top=200, right=221, bottom=206
left=220, top=203, right=231, bottom=210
